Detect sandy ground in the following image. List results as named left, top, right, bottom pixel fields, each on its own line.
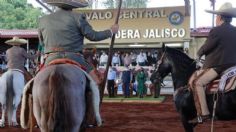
left=1, top=96, right=236, bottom=132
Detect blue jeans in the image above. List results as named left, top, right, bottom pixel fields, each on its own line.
left=123, top=82, right=130, bottom=97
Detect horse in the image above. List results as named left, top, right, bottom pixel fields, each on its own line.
left=0, top=69, right=25, bottom=127
left=23, top=63, right=101, bottom=132
left=150, top=46, right=236, bottom=132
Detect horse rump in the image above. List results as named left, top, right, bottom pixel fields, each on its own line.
left=48, top=67, right=75, bottom=132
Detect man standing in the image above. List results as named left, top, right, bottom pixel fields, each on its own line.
left=189, top=2, right=236, bottom=124
left=107, top=66, right=117, bottom=97
left=121, top=66, right=132, bottom=98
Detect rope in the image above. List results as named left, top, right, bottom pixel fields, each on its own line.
left=29, top=94, right=33, bottom=132
left=211, top=92, right=218, bottom=132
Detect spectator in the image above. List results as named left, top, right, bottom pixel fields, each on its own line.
left=130, top=52, right=137, bottom=66
left=123, top=53, right=132, bottom=67
left=121, top=66, right=132, bottom=98
left=151, top=51, right=158, bottom=66
left=107, top=66, right=117, bottom=97
left=99, top=52, right=108, bottom=66
left=112, top=52, right=120, bottom=66
left=137, top=67, right=147, bottom=98
left=146, top=52, right=152, bottom=66
left=136, top=51, right=146, bottom=66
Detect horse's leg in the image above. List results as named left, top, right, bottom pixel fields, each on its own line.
left=0, top=76, right=7, bottom=127
left=33, top=86, right=48, bottom=132
left=0, top=104, right=6, bottom=127
left=33, top=91, right=43, bottom=131
left=180, top=114, right=195, bottom=132
left=11, top=95, right=22, bottom=126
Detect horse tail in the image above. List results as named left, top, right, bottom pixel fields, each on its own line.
left=6, top=72, right=14, bottom=125
left=48, top=67, right=74, bottom=132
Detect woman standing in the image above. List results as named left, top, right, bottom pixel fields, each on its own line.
left=137, top=68, right=146, bottom=98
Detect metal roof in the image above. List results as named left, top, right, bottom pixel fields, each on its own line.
left=0, top=29, right=38, bottom=38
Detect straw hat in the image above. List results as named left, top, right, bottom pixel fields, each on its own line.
left=43, top=0, right=89, bottom=9
left=205, top=2, right=236, bottom=17
left=5, top=36, right=28, bottom=46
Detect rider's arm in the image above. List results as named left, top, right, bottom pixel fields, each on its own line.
left=197, top=28, right=220, bottom=57
left=75, top=13, right=118, bottom=41
left=22, top=48, right=38, bottom=60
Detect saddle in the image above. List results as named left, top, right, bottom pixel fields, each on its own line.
left=206, top=66, right=236, bottom=94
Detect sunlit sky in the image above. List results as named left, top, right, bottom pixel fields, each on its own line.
left=27, top=0, right=236, bottom=27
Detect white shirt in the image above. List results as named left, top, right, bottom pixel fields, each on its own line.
left=100, top=54, right=108, bottom=63
left=136, top=53, right=147, bottom=63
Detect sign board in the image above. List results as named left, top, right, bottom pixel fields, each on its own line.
left=76, top=6, right=190, bottom=45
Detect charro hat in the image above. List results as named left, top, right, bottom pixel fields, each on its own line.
left=205, top=2, right=236, bottom=17
left=43, top=0, right=89, bottom=9
left=5, top=36, right=28, bottom=46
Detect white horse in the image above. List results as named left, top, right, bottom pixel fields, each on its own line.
left=0, top=69, right=25, bottom=127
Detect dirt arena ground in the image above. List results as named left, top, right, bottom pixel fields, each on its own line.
left=1, top=96, right=236, bottom=132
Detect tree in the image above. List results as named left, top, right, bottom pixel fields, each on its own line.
left=0, top=0, right=44, bottom=29
left=103, top=0, right=148, bottom=9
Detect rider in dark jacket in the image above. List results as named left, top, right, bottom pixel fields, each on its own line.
left=189, top=2, right=236, bottom=124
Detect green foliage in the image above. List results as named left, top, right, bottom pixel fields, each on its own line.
left=103, top=0, right=148, bottom=9
left=0, top=0, right=44, bottom=29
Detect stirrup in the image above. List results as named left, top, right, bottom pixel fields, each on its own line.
left=188, top=116, right=203, bottom=124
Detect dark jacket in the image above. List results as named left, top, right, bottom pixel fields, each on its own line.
left=198, top=23, right=236, bottom=70
left=122, top=70, right=131, bottom=84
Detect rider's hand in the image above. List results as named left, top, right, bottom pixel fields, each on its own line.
left=110, top=24, right=119, bottom=35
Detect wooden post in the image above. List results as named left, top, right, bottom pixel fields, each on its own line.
left=100, top=0, right=123, bottom=103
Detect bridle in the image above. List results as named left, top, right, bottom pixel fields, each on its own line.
left=154, top=49, right=166, bottom=73
left=153, top=50, right=167, bottom=86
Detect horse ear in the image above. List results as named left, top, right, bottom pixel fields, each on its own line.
left=162, top=43, right=166, bottom=51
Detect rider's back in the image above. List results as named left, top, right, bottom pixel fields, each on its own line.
left=39, top=9, right=111, bottom=54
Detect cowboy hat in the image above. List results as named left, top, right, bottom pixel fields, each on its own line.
left=43, top=0, right=89, bottom=9
left=205, top=2, right=236, bottom=17
left=5, top=36, right=28, bottom=46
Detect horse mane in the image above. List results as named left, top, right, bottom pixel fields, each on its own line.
left=165, top=47, right=195, bottom=72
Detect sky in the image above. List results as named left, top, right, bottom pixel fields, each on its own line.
left=27, top=0, right=236, bottom=27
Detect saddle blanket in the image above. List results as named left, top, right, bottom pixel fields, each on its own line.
left=207, top=66, right=236, bottom=93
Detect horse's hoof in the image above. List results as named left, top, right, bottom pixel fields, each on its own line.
left=0, top=123, right=5, bottom=128
left=11, top=122, right=19, bottom=127
left=0, top=120, right=5, bottom=128
left=86, top=124, right=96, bottom=128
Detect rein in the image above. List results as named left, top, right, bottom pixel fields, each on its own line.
left=154, top=50, right=166, bottom=72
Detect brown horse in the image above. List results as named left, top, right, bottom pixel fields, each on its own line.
left=31, top=64, right=99, bottom=132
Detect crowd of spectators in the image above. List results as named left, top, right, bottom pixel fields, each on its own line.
left=94, top=49, right=159, bottom=67
left=90, top=49, right=160, bottom=98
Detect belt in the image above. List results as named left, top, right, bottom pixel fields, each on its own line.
left=45, top=51, right=83, bottom=58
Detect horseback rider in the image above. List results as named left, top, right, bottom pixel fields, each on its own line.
left=38, top=0, right=119, bottom=127
left=189, top=2, right=236, bottom=124
left=39, top=0, right=118, bottom=85
left=5, top=36, right=39, bottom=82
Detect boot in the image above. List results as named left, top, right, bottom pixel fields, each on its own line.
left=188, top=115, right=210, bottom=124
left=89, top=69, right=103, bottom=86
